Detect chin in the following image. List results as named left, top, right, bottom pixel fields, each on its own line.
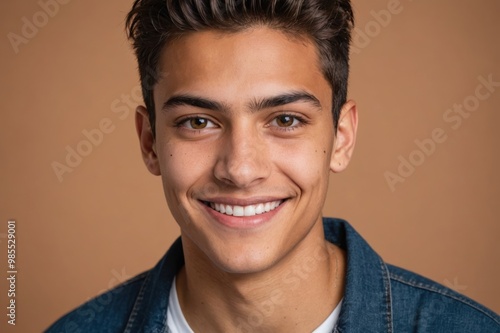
left=208, top=242, right=280, bottom=275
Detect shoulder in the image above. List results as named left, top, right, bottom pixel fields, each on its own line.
left=45, top=271, right=148, bottom=333
left=387, top=264, right=500, bottom=332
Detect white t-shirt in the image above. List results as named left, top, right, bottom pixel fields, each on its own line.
left=167, top=277, right=194, bottom=333
left=167, top=277, right=342, bottom=333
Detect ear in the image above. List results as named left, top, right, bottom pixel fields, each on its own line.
left=135, top=106, right=161, bottom=176
left=330, top=100, right=358, bottom=173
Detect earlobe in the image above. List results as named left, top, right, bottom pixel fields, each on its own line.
left=330, top=100, right=358, bottom=173
left=135, top=106, right=161, bottom=176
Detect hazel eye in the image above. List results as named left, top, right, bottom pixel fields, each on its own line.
left=190, top=118, right=209, bottom=129
left=271, top=115, right=302, bottom=128
left=179, top=117, right=217, bottom=130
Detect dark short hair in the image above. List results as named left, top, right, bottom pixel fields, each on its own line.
left=126, top=0, right=354, bottom=135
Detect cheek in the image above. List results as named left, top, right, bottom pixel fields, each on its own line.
left=158, top=140, right=215, bottom=197
left=271, top=137, right=332, bottom=191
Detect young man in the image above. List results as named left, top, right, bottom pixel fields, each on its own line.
left=47, top=0, right=499, bottom=332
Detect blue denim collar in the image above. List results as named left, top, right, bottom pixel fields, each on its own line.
left=324, top=219, right=393, bottom=332
left=123, top=218, right=393, bottom=333
left=123, top=236, right=184, bottom=333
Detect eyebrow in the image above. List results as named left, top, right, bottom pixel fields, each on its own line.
left=162, top=95, right=229, bottom=113
left=248, top=91, right=322, bottom=112
left=162, top=90, right=322, bottom=113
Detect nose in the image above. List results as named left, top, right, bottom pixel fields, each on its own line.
left=213, top=123, right=271, bottom=188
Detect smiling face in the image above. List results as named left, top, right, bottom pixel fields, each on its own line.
left=136, top=27, right=357, bottom=274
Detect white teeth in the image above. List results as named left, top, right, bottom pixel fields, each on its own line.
left=233, top=206, right=244, bottom=217
left=209, top=200, right=282, bottom=217
left=244, top=205, right=256, bottom=216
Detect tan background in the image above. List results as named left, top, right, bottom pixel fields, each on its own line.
left=1, top=0, right=499, bottom=331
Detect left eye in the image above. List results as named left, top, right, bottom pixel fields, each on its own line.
left=181, top=117, right=217, bottom=130
left=271, top=115, right=301, bottom=128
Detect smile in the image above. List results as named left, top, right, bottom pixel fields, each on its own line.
left=205, top=200, right=284, bottom=217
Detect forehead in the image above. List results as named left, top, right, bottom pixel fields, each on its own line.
left=155, top=27, right=332, bottom=107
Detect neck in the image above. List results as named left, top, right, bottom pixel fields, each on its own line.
left=176, top=225, right=345, bottom=333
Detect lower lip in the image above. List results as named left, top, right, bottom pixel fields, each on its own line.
left=201, top=201, right=286, bottom=229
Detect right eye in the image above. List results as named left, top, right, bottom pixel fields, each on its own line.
left=177, top=117, right=218, bottom=130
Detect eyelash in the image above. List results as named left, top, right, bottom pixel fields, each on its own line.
left=269, top=113, right=309, bottom=132
left=173, top=113, right=309, bottom=132
left=174, top=116, right=218, bottom=129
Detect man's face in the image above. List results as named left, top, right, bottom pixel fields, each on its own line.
left=137, top=27, right=355, bottom=274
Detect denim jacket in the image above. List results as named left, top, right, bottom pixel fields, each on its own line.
left=46, top=218, right=500, bottom=332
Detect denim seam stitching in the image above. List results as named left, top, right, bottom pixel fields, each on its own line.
left=389, top=273, right=500, bottom=325
left=379, top=258, right=394, bottom=333
left=124, top=270, right=152, bottom=333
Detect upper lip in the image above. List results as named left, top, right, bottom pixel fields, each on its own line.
left=200, top=197, right=288, bottom=206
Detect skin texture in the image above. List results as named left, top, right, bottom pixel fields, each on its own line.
left=136, top=27, right=358, bottom=332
